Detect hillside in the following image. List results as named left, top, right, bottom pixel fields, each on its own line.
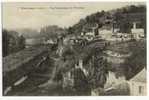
left=68, top=5, right=146, bottom=35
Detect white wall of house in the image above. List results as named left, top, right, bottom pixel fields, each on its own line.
left=113, top=28, right=120, bottom=33
left=127, top=68, right=147, bottom=96
left=98, top=29, right=113, bottom=41
left=131, top=28, right=144, bottom=39
left=131, top=22, right=144, bottom=39
left=128, top=81, right=146, bottom=96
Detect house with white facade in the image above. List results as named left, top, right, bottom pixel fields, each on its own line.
left=103, top=68, right=146, bottom=96
left=128, top=68, right=147, bottom=96
left=131, top=22, right=144, bottom=39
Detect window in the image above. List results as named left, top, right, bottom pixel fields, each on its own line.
left=139, top=86, right=144, bottom=94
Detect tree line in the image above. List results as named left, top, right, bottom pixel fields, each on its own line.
left=67, top=5, right=146, bottom=35
left=2, top=29, right=26, bottom=57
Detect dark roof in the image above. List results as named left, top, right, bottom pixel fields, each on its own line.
left=130, top=68, right=146, bottom=82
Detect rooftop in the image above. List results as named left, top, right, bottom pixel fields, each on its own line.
left=130, top=67, right=146, bottom=82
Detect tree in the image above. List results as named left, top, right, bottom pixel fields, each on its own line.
left=119, top=20, right=132, bottom=33
left=18, top=35, right=26, bottom=50
left=2, top=29, right=10, bottom=57
left=40, top=25, right=66, bottom=40
left=87, top=53, right=109, bottom=89
left=2, top=29, right=26, bottom=57
left=67, top=27, right=74, bottom=34
left=81, top=44, right=110, bottom=89
left=73, top=68, right=90, bottom=95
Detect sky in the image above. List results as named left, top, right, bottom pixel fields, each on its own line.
left=2, top=2, right=145, bottom=30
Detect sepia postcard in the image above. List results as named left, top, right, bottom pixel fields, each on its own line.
left=2, top=2, right=146, bottom=96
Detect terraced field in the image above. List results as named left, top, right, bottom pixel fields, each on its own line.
left=106, top=39, right=146, bottom=79
left=3, top=45, right=52, bottom=93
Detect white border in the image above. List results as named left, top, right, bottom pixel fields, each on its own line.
left=1, top=0, right=147, bottom=2
left=0, top=0, right=148, bottom=100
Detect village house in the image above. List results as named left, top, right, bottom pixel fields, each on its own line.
left=80, top=12, right=145, bottom=43
left=131, top=22, right=145, bottom=39
left=102, top=12, right=145, bottom=41
left=128, top=68, right=147, bottom=96
left=81, top=23, right=99, bottom=41
left=103, top=68, right=146, bottom=96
